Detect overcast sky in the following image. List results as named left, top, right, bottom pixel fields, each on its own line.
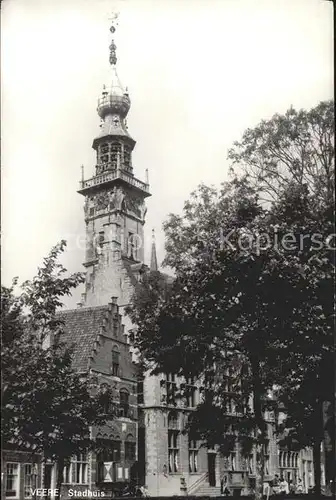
left=1, top=0, right=333, bottom=307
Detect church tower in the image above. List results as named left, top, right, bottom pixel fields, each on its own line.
left=78, top=15, right=150, bottom=307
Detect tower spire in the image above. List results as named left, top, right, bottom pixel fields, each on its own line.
left=108, top=12, right=119, bottom=65
left=150, top=229, right=158, bottom=272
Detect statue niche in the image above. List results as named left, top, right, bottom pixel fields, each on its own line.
left=124, top=193, right=147, bottom=220
left=109, top=186, right=125, bottom=211
left=96, top=191, right=110, bottom=211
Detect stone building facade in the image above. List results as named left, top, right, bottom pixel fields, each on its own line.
left=1, top=451, right=42, bottom=500
left=2, top=14, right=320, bottom=500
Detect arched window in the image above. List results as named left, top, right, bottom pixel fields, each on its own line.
left=168, top=412, right=179, bottom=473
left=188, top=437, right=198, bottom=473
left=119, top=389, right=129, bottom=417
left=125, top=434, right=136, bottom=461
left=112, top=347, right=120, bottom=376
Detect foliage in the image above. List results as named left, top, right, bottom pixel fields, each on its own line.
left=1, top=241, right=110, bottom=496
left=228, top=99, right=334, bottom=207
left=128, top=101, right=334, bottom=498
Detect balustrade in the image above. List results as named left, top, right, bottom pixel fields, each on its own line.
left=79, top=168, right=149, bottom=192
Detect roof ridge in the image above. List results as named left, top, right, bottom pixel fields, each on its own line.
left=57, top=305, right=110, bottom=314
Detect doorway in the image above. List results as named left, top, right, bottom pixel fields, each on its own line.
left=208, top=453, right=216, bottom=487
left=43, top=464, right=52, bottom=500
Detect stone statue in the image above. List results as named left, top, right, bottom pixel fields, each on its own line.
left=109, top=186, right=125, bottom=211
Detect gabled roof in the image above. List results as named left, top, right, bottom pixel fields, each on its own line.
left=58, top=306, right=109, bottom=372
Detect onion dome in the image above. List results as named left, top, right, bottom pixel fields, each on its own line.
left=97, top=20, right=130, bottom=120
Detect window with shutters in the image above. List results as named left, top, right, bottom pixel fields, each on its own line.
left=6, top=463, right=19, bottom=498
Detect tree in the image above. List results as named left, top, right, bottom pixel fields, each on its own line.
left=228, top=99, right=334, bottom=207
left=128, top=176, right=334, bottom=498
left=229, top=99, right=335, bottom=493
left=1, top=241, right=110, bottom=499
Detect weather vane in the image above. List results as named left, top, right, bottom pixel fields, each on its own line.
left=108, top=11, right=119, bottom=34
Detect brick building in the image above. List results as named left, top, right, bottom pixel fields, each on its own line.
left=2, top=13, right=319, bottom=500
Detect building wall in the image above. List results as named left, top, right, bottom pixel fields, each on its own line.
left=1, top=451, right=42, bottom=500
left=47, top=302, right=138, bottom=500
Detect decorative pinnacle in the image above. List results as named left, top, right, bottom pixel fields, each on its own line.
left=108, top=12, right=119, bottom=65
left=150, top=229, right=158, bottom=272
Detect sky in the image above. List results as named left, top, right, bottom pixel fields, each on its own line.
left=1, top=0, right=333, bottom=307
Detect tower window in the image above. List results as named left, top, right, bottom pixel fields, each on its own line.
left=123, top=145, right=131, bottom=171
left=127, top=232, right=140, bottom=260
left=100, top=143, right=109, bottom=155
left=110, top=142, right=122, bottom=169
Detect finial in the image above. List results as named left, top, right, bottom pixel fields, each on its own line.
left=150, top=229, right=158, bottom=272
left=145, top=168, right=149, bottom=185
left=81, top=164, right=84, bottom=182
left=108, top=12, right=119, bottom=66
